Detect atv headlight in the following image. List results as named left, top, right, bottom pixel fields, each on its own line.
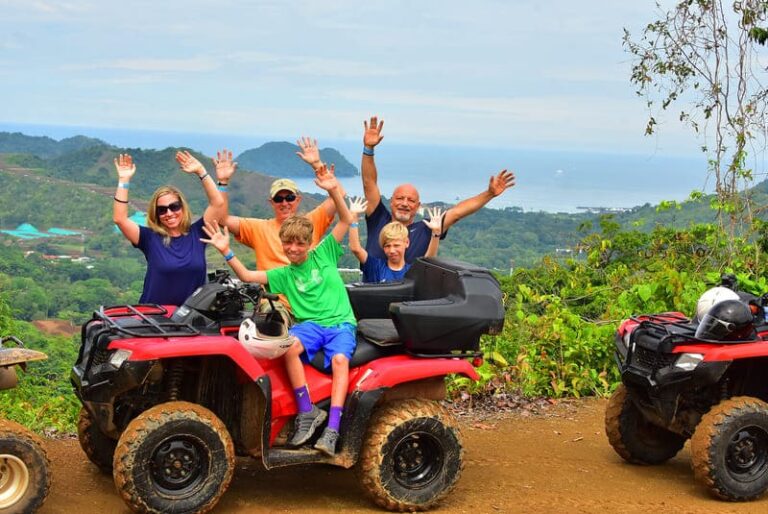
left=109, top=349, right=132, bottom=368
left=674, top=353, right=704, bottom=371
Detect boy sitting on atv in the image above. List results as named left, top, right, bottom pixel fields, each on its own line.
left=202, top=164, right=355, bottom=455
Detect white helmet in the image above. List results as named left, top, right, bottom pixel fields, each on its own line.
left=696, top=286, right=740, bottom=321
left=238, top=317, right=293, bottom=359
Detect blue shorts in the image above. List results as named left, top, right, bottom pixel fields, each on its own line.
left=289, top=321, right=357, bottom=369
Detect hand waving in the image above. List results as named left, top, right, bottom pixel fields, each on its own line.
left=363, top=116, right=384, bottom=148
left=114, top=154, right=136, bottom=181
left=296, top=137, right=321, bottom=169
left=488, top=170, right=516, bottom=197
left=200, top=220, right=231, bottom=254
left=348, top=196, right=368, bottom=218
left=175, top=150, right=206, bottom=175
left=314, top=163, right=338, bottom=192
left=212, top=149, right=237, bottom=182
left=422, top=206, right=444, bottom=234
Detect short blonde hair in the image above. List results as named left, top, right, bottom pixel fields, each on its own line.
left=147, top=186, right=192, bottom=246
left=379, top=221, right=409, bottom=247
left=279, top=216, right=313, bottom=244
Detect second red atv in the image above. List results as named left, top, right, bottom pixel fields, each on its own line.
left=71, top=257, right=505, bottom=513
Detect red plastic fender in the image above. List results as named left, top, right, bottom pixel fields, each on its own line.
left=108, top=335, right=267, bottom=380
left=349, top=354, right=480, bottom=392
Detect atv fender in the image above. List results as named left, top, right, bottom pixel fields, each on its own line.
left=351, top=355, right=479, bottom=392
left=108, top=335, right=267, bottom=380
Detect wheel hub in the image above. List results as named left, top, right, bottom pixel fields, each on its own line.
left=150, top=437, right=207, bottom=495
left=726, top=425, right=768, bottom=480
left=0, top=454, right=30, bottom=508
left=392, top=431, right=443, bottom=489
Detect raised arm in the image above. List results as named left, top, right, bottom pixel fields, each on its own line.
left=175, top=150, right=226, bottom=224
left=112, top=153, right=140, bottom=245
left=347, top=196, right=369, bottom=263
left=361, top=116, right=384, bottom=216
left=442, top=169, right=515, bottom=230
left=296, top=137, right=344, bottom=217
left=314, top=164, right=353, bottom=242
left=423, top=207, right=444, bottom=258
left=200, top=220, right=267, bottom=284
left=210, top=149, right=237, bottom=230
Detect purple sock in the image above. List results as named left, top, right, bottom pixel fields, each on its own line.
left=294, top=385, right=312, bottom=413
left=328, top=406, right=343, bottom=431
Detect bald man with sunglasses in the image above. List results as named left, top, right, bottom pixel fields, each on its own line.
left=221, top=138, right=341, bottom=272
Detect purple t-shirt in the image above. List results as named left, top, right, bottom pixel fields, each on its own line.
left=363, top=201, right=446, bottom=282
left=362, top=257, right=411, bottom=283
left=135, top=218, right=207, bottom=306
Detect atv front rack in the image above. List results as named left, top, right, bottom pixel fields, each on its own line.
left=89, top=304, right=200, bottom=338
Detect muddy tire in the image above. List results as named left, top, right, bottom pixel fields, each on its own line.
left=113, top=401, right=234, bottom=514
left=691, top=396, right=768, bottom=501
left=0, top=420, right=51, bottom=514
left=358, top=399, right=463, bottom=511
left=77, top=407, right=116, bottom=474
left=605, top=384, right=685, bottom=465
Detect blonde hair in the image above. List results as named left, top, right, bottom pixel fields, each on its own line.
left=279, top=216, right=313, bottom=244
left=379, top=221, right=409, bottom=247
left=146, top=186, right=192, bottom=246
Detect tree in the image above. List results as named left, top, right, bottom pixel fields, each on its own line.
left=624, top=0, right=768, bottom=253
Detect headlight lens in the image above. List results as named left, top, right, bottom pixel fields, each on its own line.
left=109, top=349, right=132, bottom=368
left=674, top=353, right=704, bottom=371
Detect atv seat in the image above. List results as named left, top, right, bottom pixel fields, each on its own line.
left=308, top=334, right=403, bottom=373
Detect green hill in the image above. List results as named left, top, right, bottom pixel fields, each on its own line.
left=236, top=141, right=357, bottom=177
left=0, top=132, right=108, bottom=159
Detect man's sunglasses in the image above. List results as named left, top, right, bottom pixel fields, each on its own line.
left=156, top=201, right=183, bottom=216
left=272, top=193, right=297, bottom=203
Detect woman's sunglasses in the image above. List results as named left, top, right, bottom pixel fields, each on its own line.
left=272, top=193, right=297, bottom=204
left=156, top=201, right=183, bottom=216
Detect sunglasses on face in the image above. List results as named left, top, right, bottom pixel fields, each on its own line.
left=156, top=201, right=183, bottom=216
left=272, top=193, right=297, bottom=203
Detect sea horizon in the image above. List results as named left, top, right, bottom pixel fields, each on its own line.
left=0, top=121, right=711, bottom=213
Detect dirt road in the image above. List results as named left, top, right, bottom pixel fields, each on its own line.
left=37, top=398, right=768, bottom=513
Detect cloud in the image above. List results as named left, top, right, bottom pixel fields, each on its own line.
left=62, top=57, right=218, bottom=73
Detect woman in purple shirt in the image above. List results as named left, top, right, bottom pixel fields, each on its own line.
left=112, top=150, right=234, bottom=306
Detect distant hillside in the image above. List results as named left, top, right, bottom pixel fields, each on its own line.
left=0, top=132, right=108, bottom=159
left=236, top=141, right=357, bottom=177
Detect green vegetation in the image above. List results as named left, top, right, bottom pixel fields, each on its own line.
left=236, top=141, right=358, bottom=177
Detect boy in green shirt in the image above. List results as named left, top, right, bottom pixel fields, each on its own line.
left=202, top=164, right=355, bottom=455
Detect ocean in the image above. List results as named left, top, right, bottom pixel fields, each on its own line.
left=0, top=122, right=710, bottom=213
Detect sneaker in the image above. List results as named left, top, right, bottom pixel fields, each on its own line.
left=287, top=406, right=327, bottom=447
left=314, top=427, right=339, bottom=456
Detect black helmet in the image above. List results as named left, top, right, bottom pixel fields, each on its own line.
left=694, top=299, right=755, bottom=341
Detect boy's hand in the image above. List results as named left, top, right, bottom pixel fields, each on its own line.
left=200, top=219, right=231, bottom=253
left=314, top=163, right=338, bottom=192
left=295, top=137, right=322, bottom=169
left=114, top=154, right=136, bottom=181
left=212, top=149, right=237, bottom=182
left=176, top=150, right=206, bottom=176
left=423, top=206, right=444, bottom=234
left=363, top=116, right=384, bottom=148
left=348, top=196, right=368, bottom=219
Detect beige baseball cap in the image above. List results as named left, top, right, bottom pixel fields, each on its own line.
left=269, top=178, right=300, bottom=198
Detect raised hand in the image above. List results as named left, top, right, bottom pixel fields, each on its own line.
left=212, top=149, right=237, bottom=183
left=295, top=137, right=321, bottom=169
left=348, top=196, right=368, bottom=218
left=423, top=206, right=444, bottom=233
left=363, top=116, right=384, bottom=148
left=314, top=163, right=338, bottom=192
left=175, top=150, right=206, bottom=175
left=200, top=219, right=231, bottom=253
left=114, top=154, right=136, bottom=181
left=488, top=170, right=516, bottom=197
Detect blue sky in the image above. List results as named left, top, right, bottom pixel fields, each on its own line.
left=0, top=0, right=697, bottom=156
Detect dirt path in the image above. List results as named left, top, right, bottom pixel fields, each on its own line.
left=37, top=398, right=768, bottom=513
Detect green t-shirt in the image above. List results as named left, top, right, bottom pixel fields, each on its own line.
left=266, top=236, right=356, bottom=327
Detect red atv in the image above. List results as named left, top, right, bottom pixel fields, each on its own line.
left=71, top=258, right=505, bottom=513
left=606, top=275, right=768, bottom=501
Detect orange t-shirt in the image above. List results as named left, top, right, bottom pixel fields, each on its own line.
left=235, top=205, right=334, bottom=270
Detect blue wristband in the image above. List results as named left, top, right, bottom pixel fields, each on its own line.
left=350, top=222, right=359, bottom=228
left=217, top=185, right=228, bottom=193
left=362, top=146, right=374, bottom=156
left=224, top=250, right=235, bottom=261
left=118, top=182, right=130, bottom=189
